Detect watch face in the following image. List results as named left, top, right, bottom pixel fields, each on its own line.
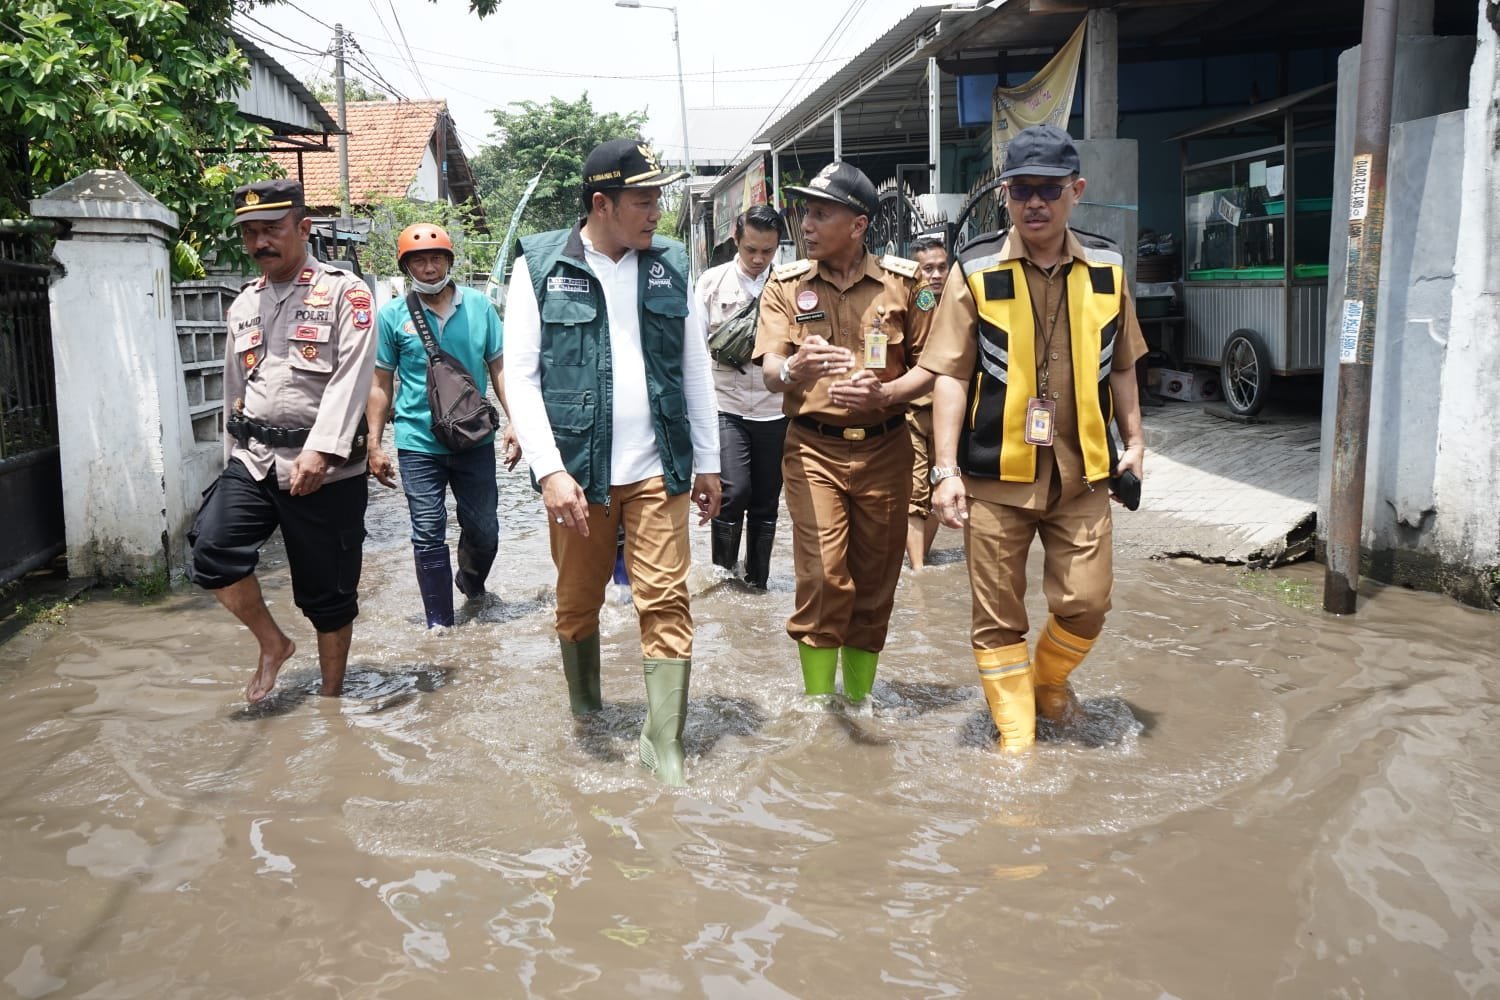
left=929, top=466, right=955, bottom=485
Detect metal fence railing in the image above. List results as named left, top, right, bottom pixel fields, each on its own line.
left=0, top=230, right=64, bottom=583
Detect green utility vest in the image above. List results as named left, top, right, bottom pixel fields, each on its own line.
left=520, top=223, right=694, bottom=503
left=955, top=229, right=1124, bottom=484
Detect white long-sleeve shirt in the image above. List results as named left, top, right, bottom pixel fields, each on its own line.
left=504, top=237, right=719, bottom=487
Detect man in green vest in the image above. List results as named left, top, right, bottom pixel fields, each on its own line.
left=922, top=125, right=1148, bottom=751
left=504, top=139, right=722, bottom=786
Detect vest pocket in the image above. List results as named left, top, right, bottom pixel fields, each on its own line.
left=540, top=297, right=597, bottom=366
left=649, top=388, right=693, bottom=483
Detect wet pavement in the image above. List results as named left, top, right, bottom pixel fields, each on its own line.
left=2, top=419, right=1498, bottom=998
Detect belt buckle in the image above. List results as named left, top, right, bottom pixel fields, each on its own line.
left=842, top=426, right=866, bottom=441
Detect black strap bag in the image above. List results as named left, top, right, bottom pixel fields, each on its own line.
left=405, top=291, right=499, bottom=451
left=706, top=293, right=761, bottom=371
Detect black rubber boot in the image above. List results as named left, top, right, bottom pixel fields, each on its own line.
left=710, top=517, right=742, bottom=573
left=560, top=633, right=603, bottom=715
left=414, top=548, right=455, bottom=628
left=743, top=520, right=776, bottom=589
left=454, top=538, right=495, bottom=599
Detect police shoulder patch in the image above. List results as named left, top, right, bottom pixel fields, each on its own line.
left=772, top=260, right=813, bottom=282
left=879, top=254, right=919, bottom=279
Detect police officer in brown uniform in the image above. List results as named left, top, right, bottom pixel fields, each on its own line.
left=188, top=179, right=379, bottom=704
left=924, top=126, right=1146, bottom=750
left=905, top=233, right=951, bottom=570
left=754, top=162, right=936, bottom=702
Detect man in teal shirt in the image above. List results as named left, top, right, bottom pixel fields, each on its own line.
left=367, top=223, right=518, bottom=627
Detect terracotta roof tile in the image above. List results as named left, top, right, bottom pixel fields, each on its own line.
left=269, top=100, right=450, bottom=211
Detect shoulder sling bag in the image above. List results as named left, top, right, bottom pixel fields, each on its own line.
left=405, top=290, right=500, bottom=451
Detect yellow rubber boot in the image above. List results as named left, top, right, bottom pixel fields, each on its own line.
left=975, top=643, right=1035, bottom=751
left=1033, top=616, right=1095, bottom=726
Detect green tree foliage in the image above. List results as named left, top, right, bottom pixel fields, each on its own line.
left=474, top=94, right=650, bottom=242
left=357, top=195, right=491, bottom=282
left=0, top=1, right=275, bottom=269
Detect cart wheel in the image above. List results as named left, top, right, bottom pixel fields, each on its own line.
left=1220, top=328, right=1271, bottom=416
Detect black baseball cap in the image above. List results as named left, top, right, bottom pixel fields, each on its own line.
left=784, top=162, right=877, bottom=218
left=582, top=138, right=688, bottom=192
left=999, top=125, right=1081, bottom=180
left=233, top=178, right=305, bottom=223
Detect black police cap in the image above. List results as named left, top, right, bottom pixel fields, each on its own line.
left=783, top=162, right=877, bottom=218
left=233, top=179, right=305, bottom=224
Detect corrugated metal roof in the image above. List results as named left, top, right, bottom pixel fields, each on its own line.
left=754, top=5, right=981, bottom=152
left=231, top=30, right=339, bottom=137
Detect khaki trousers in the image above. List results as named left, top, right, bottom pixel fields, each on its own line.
left=549, top=476, right=693, bottom=660
left=781, top=422, right=912, bottom=651
left=965, top=485, right=1113, bottom=648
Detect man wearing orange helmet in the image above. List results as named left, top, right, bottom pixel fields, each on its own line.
left=366, top=222, right=518, bottom=628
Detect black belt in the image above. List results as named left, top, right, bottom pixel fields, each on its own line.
left=793, top=414, right=905, bottom=442
left=227, top=411, right=310, bottom=448
left=226, top=412, right=369, bottom=461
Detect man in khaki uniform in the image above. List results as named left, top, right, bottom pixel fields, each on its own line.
left=188, top=179, right=378, bottom=704
left=754, top=162, right=936, bottom=702
left=905, top=233, right=951, bottom=569
left=926, top=126, right=1146, bottom=750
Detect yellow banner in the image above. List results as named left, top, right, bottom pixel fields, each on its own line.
left=991, top=19, right=1086, bottom=168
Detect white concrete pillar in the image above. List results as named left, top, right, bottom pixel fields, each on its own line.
left=834, top=107, right=843, bottom=161
left=928, top=57, right=942, bottom=193
left=1432, top=14, right=1500, bottom=584
left=31, top=170, right=193, bottom=582
left=1084, top=9, right=1118, bottom=140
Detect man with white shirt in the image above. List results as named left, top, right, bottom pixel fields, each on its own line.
left=505, top=138, right=722, bottom=786
left=696, top=204, right=788, bottom=589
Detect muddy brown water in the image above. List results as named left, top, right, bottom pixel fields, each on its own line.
left=2, top=477, right=1499, bottom=999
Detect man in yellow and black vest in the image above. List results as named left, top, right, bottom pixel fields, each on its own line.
left=923, top=126, right=1147, bottom=750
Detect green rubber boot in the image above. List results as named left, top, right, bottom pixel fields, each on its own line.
left=798, top=643, right=838, bottom=696
left=560, top=633, right=603, bottom=715
left=639, top=658, right=690, bottom=787
left=840, top=647, right=879, bottom=703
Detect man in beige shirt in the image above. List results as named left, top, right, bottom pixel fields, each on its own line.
left=923, top=126, right=1146, bottom=750
left=188, top=179, right=377, bottom=704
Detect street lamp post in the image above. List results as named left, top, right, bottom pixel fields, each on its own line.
left=615, top=0, right=692, bottom=175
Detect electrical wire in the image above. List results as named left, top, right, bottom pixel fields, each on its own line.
left=386, top=1, right=432, bottom=98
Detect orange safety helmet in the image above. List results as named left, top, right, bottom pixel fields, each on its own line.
left=396, top=223, right=455, bottom=271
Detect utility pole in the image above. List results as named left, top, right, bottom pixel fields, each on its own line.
left=334, top=23, right=351, bottom=220
left=1323, top=0, right=1398, bottom=614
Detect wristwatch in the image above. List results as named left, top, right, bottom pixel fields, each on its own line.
left=929, top=465, right=961, bottom=485
left=779, top=358, right=797, bottom=385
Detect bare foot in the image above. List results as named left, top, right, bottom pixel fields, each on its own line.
left=246, top=635, right=296, bottom=703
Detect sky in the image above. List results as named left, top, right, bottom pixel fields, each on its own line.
left=234, top=0, right=942, bottom=164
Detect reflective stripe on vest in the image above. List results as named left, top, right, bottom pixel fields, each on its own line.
left=959, top=255, right=1121, bottom=483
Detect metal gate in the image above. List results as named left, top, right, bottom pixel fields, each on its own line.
left=0, top=234, right=62, bottom=585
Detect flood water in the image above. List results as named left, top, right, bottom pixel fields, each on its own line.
left=3, top=472, right=1499, bottom=999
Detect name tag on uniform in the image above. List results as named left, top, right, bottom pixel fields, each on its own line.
left=863, top=330, right=888, bottom=369
left=795, top=311, right=826, bottom=323
left=1024, top=397, right=1056, bottom=446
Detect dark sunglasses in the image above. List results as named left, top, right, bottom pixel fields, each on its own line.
left=1005, top=182, right=1071, bottom=202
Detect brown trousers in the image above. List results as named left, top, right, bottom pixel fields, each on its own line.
left=548, top=476, right=693, bottom=660
left=965, top=485, right=1113, bottom=648
left=781, top=422, right=912, bottom=651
